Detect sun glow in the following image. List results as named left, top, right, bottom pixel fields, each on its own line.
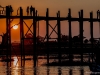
left=13, top=25, right=18, bottom=29
left=13, top=56, right=19, bottom=75
left=13, top=56, right=18, bottom=67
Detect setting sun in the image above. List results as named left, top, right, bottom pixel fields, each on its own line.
left=13, top=25, right=18, bottom=30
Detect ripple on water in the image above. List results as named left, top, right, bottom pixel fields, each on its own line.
left=0, top=56, right=91, bottom=75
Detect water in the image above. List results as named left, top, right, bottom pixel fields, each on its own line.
left=0, top=56, right=98, bottom=75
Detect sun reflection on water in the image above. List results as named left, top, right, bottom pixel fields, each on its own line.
left=13, top=56, right=18, bottom=67
left=11, top=56, right=19, bottom=75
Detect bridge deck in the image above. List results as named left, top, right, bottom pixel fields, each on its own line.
left=0, top=15, right=100, bottom=21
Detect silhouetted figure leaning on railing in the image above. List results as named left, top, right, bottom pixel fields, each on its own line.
left=0, top=33, right=8, bottom=49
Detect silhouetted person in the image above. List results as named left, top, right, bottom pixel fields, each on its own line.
left=30, top=6, right=33, bottom=16
left=26, top=6, right=29, bottom=16
left=97, top=10, right=99, bottom=19
left=9, top=5, right=13, bottom=16
left=0, top=33, right=8, bottom=49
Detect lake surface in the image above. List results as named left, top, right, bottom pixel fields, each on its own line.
left=0, top=56, right=99, bottom=75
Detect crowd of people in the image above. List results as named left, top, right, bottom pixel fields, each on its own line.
left=0, top=5, right=35, bottom=16
left=26, top=6, right=35, bottom=16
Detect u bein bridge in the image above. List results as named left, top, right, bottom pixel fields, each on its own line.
left=0, top=5, right=100, bottom=67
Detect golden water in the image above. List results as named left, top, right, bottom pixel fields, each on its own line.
left=0, top=56, right=98, bottom=75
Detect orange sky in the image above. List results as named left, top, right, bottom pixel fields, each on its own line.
left=0, top=0, right=100, bottom=42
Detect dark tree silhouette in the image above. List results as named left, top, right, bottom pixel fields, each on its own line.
left=89, top=38, right=98, bottom=44
left=36, top=35, right=44, bottom=43
left=72, top=35, right=86, bottom=44
left=24, top=33, right=44, bottom=45
left=61, top=35, right=69, bottom=42
left=24, top=33, right=33, bottom=45
left=84, top=39, right=89, bottom=44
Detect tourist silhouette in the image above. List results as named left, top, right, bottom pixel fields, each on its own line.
left=26, top=6, right=29, bottom=16
left=8, top=5, right=13, bottom=16
left=97, top=10, right=99, bottom=19
left=30, top=6, right=33, bottom=16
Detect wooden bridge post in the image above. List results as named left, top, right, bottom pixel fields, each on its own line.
left=98, top=11, right=100, bottom=36
left=32, top=7, right=37, bottom=67
left=68, top=8, right=72, bottom=48
left=6, top=6, right=11, bottom=66
left=8, top=7, right=12, bottom=67
left=90, top=12, right=93, bottom=48
left=57, top=11, right=61, bottom=64
left=90, top=12, right=94, bottom=63
left=79, top=10, right=83, bottom=48
left=37, top=14, right=39, bottom=37
left=47, top=67, right=50, bottom=75
left=46, top=8, right=49, bottom=64
left=68, top=8, right=73, bottom=63
left=69, top=69, right=72, bottom=75
left=36, top=13, right=39, bottom=66
left=19, top=7, right=25, bottom=67
left=96, top=53, right=100, bottom=64
left=79, top=10, right=84, bottom=65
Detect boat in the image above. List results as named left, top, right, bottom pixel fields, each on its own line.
left=89, top=63, right=100, bottom=72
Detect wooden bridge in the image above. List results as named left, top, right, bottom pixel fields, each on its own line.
left=0, top=5, right=100, bottom=67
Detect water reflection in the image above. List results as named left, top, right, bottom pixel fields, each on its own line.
left=69, top=69, right=72, bottom=75
left=80, top=69, right=84, bottom=75
left=0, top=56, right=93, bottom=75
left=58, top=67, right=62, bottom=75
left=47, top=67, right=49, bottom=75
left=13, top=56, right=18, bottom=67
left=11, top=56, right=18, bottom=75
